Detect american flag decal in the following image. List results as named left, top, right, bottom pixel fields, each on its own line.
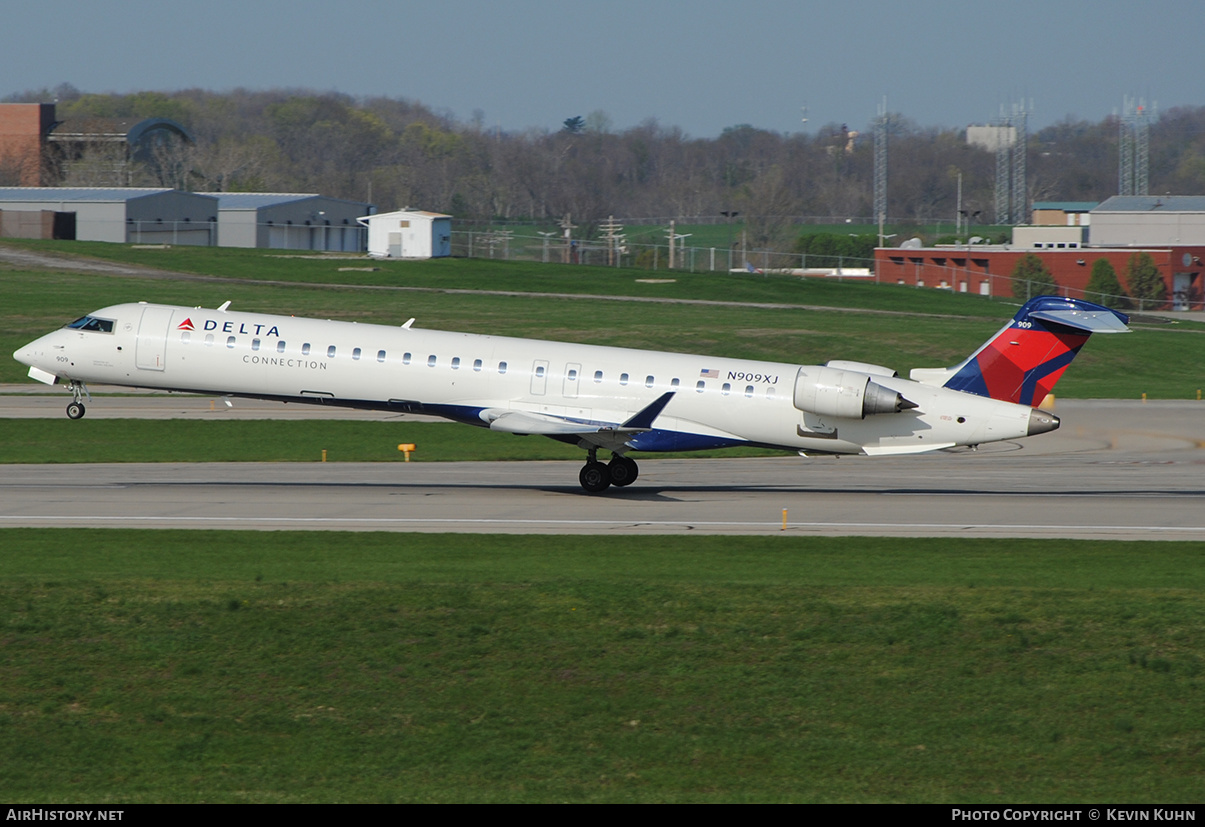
left=700, top=368, right=720, bottom=379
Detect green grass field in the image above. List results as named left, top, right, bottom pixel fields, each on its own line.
left=2, top=530, right=1203, bottom=803
left=3, top=240, right=1202, bottom=398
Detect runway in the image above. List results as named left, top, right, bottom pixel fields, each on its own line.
left=3, top=398, right=1203, bottom=539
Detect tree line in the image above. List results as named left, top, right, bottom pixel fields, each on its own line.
left=6, top=84, right=1205, bottom=250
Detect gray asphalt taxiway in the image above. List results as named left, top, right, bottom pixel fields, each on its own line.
left=2, top=395, right=1203, bottom=539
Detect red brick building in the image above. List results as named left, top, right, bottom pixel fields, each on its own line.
left=0, top=103, right=193, bottom=187
left=0, top=104, right=55, bottom=186
left=874, top=245, right=1205, bottom=310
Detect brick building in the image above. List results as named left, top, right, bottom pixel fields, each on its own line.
left=873, top=244, right=1205, bottom=310
left=0, top=102, right=192, bottom=187
left=0, top=104, right=56, bottom=186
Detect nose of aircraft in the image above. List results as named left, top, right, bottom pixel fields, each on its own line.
left=13, top=342, right=35, bottom=366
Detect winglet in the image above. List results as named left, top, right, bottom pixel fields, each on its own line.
left=622, top=392, right=675, bottom=430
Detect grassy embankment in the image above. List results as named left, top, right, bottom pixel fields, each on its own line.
left=1, top=530, right=1202, bottom=803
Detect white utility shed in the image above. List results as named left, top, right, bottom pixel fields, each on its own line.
left=358, top=209, right=452, bottom=258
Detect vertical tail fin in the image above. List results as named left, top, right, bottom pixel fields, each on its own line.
left=909, top=297, right=1130, bottom=406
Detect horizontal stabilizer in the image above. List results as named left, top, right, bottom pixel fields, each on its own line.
left=1028, top=307, right=1131, bottom=333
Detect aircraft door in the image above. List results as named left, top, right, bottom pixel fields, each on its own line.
left=530, top=360, right=549, bottom=395
left=563, top=362, right=581, bottom=398
left=135, top=306, right=174, bottom=371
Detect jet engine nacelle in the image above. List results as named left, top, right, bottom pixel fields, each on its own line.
left=824, top=359, right=899, bottom=378
left=793, top=366, right=916, bottom=419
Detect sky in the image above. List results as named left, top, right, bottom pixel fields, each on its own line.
left=4, top=0, right=1202, bottom=138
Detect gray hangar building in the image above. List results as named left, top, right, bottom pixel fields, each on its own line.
left=0, top=187, right=218, bottom=245
left=199, top=193, right=373, bottom=251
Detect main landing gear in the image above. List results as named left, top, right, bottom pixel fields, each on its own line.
left=65, top=380, right=89, bottom=420
left=579, top=448, right=639, bottom=493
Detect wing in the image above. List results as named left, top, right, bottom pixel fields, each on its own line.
left=483, top=392, right=675, bottom=453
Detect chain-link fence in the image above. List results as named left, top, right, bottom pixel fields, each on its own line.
left=450, top=228, right=1155, bottom=310
left=451, top=228, right=875, bottom=275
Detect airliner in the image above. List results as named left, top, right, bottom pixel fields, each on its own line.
left=14, top=295, right=1128, bottom=492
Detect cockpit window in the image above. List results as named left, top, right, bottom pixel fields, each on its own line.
left=65, top=316, right=115, bottom=333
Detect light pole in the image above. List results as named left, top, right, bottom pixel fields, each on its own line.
left=721, top=210, right=739, bottom=271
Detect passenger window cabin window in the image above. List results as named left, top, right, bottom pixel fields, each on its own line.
left=180, top=332, right=191, bottom=345
left=745, top=386, right=754, bottom=397
left=473, top=359, right=483, bottom=372
left=535, top=365, right=545, bottom=377
left=204, top=334, right=214, bottom=347
left=568, top=369, right=578, bottom=381
left=452, top=357, right=461, bottom=370
left=645, top=375, right=654, bottom=388
left=277, top=341, right=286, bottom=353
left=403, top=352, right=411, bottom=365
left=766, top=388, right=776, bottom=399
left=226, top=336, right=236, bottom=349
left=377, top=350, right=386, bottom=363
left=594, top=370, right=603, bottom=383
left=620, top=373, right=629, bottom=386
left=722, top=383, right=731, bottom=396
left=670, top=378, right=680, bottom=388
left=252, top=339, right=260, bottom=351
left=427, top=355, right=437, bottom=367
left=696, top=380, right=705, bottom=393
left=327, top=345, right=336, bottom=358
left=352, top=347, right=361, bottom=360
left=499, top=361, right=508, bottom=375
left=302, top=343, right=311, bottom=356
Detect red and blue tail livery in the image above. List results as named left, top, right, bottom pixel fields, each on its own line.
left=911, top=297, right=1130, bottom=407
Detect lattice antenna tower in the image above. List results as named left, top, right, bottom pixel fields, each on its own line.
left=1119, top=97, right=1135, bottom=196
left=1119, top=96, right=1153, bottom=196
left=1010, top=100, right=1030, bottom=225
left=1135, top=99, right=1152, bottom=196
left=994, top=104, right=1012, bottom=224
left=874, top=96, right=888, bottom=240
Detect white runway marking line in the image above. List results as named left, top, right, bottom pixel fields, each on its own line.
left=2, top=515, right=1204, bottom=533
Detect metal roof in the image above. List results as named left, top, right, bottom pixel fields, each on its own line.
left=0, top=187, right=190, bottom=203
left=1032, top=201, right=1098, bottom=212
left=1093, top=196, right=1205, bottom=213
left=194, top=193, right=377, bottom=211
left=365, top=209, right=452, bottom=219
left=194, top=192, right=320, bottom=210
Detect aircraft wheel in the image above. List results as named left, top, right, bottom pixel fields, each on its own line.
left=579, top=461, right=612, bottom=493
left=608, top=456, right=639, bottom=487
left=66, top=402, right=86, bottom=420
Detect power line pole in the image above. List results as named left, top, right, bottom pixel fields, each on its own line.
left=874, top=96, right=888, bottom=246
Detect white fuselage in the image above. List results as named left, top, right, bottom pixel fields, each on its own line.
left=15, top=302, right=1047, bottom=455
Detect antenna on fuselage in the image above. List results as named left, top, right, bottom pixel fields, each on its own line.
left=217, top=301, right=231, bottom=312
left=402, top=318, right=415, bottom=329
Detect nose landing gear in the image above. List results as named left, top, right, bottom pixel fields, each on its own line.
left=65, top=380, right=90, bottom=419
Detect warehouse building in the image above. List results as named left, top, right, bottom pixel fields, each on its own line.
left=1089, top=196, right=1205, bottom=246
left=198, top=192, right=373, bottom=251
left=0, top=187, right=217, bottom=245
